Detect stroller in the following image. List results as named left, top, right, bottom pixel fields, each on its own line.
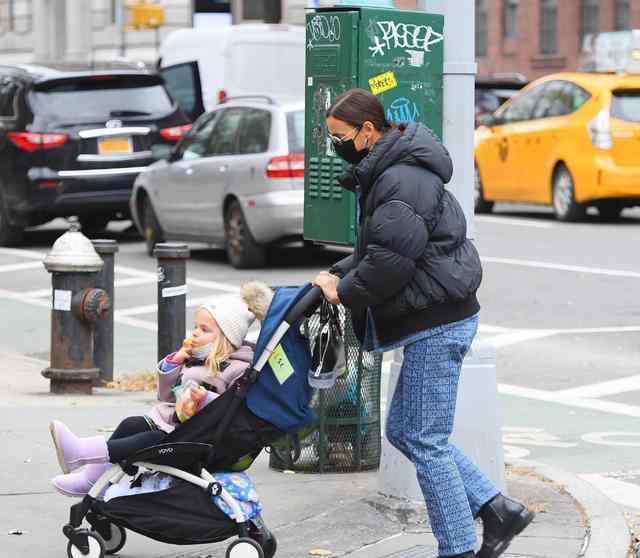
left=60, top=285, right=324, bottom=558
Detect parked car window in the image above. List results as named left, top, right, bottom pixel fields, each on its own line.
left=611, top=90, right=640, bottom=123
left=209, top=108, right=245, bottom=156
left=287, top=110, right=304, bottom=153
left=532, top=81, right=574, bottom=118
left=238, top=109, right=271, bottom=154
left=29, top=75, right=174, bottom=123
left=176, top=111, right=219, bottom=160
left=160, top=62, right=204, bottom=121
left=0, top=77, right=19, bottom=118
left=569, top=84, right=591, bottom=111
left=497, top=84, right=546, bottom=123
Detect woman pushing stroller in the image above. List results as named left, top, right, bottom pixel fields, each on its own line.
left=49, top=281, right=273, bottom=498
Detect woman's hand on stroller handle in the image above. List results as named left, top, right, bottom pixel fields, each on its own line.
left=313, top=272, right=341, bottom=305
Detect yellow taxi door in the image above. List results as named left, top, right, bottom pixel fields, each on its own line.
left=524, top=81, right=592, bottom=203
left=475, top=84, right=547, bottom=202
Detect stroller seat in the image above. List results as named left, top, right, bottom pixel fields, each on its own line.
left=120, top=442, right=214, bottom=473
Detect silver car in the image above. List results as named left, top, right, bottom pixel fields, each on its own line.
left=129, top=97, right=304, bottom=268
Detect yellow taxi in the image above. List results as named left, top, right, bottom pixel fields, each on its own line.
left=474, top=71, right=640, bottom=220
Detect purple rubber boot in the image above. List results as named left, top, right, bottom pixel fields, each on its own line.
left=51, top=463, right=111, bottom=498
left=49, top=420, right=109, bottom=474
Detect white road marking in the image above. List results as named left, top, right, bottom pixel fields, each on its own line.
left=0, top=247, right=46, bottom=260
left=485, top=329, right=557, bottom=348
left=476, top=215, right=554, bottom=229
left=23, top=276, right=156, bottom=298
left=579, top=473, right=640, bottom=510
left=0, top=261, right=45, bottom=273
left=502, top=426, right=577, bottom=448
left=556, top=375, right=640, bottom=399
left=499, top=382, right=640, bottom=418
left=502, top=445, right=531, bottom=459
left=581, top=432, right=640, bottom=447
left=482, top=256, right=640, bottom=279
left=114, top=264, right=241, bottom=293
left=115, top=315, right=157, bottom=332
left=115, top=295, right=226, bottom=317
left=0, top=287, right=50, bottom=308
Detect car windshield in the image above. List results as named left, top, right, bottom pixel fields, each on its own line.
left=287, top=110, right=304, bottom=153
left=29, top=75, right=174, bottom=123
left=611, top=90, right=640, bottom=123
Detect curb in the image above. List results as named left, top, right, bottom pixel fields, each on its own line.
left=510, top=459, right=630, bottom=558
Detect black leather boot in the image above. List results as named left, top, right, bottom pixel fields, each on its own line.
left=478, top=493, right=535, bottom=558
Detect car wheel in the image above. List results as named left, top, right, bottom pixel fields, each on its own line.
left=552, top=166, right=585, bottom=222
left=474, top=164, right=494, bottom=214
left=78, top=215, right=112, bottom=237
left=224, top=200, right=266, bottom=269
left=142, top=197, right=164, bottom=257
left=597, top=201, right=623, bottom=221
left=0, top=189, right=24, bottom=246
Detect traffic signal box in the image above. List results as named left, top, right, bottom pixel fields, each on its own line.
left=304, top=6, right=444, bottom=245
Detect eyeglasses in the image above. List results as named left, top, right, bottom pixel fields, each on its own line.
left=328, top=126, right=361, bottom=146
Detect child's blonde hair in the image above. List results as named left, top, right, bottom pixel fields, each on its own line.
left=205, top=333, right=235, bottom=376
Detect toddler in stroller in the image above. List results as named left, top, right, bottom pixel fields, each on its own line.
left=49, top=284, right=322, bottom=558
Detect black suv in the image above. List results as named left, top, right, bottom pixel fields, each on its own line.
left=0, top=64, right=191, bottom=244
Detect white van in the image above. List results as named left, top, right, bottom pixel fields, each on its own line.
left=158, top=24, right=306, bottom=121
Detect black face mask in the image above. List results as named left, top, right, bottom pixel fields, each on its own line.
left=332, top=128, right=369, bottom=165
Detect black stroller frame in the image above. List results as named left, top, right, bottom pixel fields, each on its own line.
left=61, top=287, right=324, bottom=558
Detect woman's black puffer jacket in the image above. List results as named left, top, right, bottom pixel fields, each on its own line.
left=330, top=122, right=482, bottom=346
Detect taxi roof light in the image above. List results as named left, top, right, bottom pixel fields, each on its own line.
left=580, top=30, right=640, bottom=74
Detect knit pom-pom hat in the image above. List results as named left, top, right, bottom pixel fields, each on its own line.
left=200, top=282, right=273, bottom=348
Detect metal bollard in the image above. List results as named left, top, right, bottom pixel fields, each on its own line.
left=42, top=225, right=111, bottom=395
left=154, top=243, right=190, bottom=362
left=92, top=239, right=118, bottom=385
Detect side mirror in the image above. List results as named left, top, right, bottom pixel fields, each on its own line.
left=152, top=144, right=174, bottom=161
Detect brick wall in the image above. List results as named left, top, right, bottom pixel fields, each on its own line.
left=477, top=0, right=640, bottom=81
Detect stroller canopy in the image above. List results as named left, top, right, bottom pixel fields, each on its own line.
left=246, top=284, right=315, bottom=433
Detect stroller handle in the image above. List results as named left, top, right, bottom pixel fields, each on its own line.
left=285, top=286, right=325, bottom=324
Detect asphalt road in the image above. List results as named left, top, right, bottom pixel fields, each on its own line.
left=1, top=204, right=640, bottom=513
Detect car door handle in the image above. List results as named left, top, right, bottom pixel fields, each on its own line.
left=219, top=165, right=228, bottom=173
left=185, top=167, right=194, bottom=176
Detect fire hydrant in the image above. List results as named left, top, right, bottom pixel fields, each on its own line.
left=41, top=224, right=111, bottom=394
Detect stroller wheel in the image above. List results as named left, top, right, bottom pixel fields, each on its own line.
left=249, top=516, right=277, bottom=558
left=92, top=523, right=126, bottom=555
left=67, top=531, right=105, bottom=558
left=226, top=537, right=264, bottom=558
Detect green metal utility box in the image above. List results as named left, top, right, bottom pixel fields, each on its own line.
left=304, top=6, right=444, bottom=245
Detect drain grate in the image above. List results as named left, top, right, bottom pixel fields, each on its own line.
left=378, top=546, right=438, bottom=558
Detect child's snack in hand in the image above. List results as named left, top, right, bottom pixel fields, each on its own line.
left=173, top=337, right=196, bottom=364
left=174, top=380, right=210, bottom=422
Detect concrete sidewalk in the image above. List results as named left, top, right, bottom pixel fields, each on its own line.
left=1, top=349, right=631, bottom=558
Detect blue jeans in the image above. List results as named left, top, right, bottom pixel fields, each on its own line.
left=385, top=314, right=499, bottom=556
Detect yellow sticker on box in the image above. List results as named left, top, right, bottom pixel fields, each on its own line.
left=369, top=71, right=398, bottom=95
left=269, top=344, right=294, bottom=385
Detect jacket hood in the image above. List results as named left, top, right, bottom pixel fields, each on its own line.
left=229, top=343, right=254, bottom=363
left=348, top=122, right=453, bottom=194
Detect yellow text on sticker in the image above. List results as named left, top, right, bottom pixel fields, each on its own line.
left=269, top=344, right=295, bottom=385
left=369, top=71, right=398, bottom=95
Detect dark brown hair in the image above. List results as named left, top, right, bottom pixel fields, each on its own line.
left=326, top=88, right=391, bottom=132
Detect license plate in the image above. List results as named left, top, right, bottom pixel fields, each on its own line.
left=98, top=136, right=133, bottom=155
